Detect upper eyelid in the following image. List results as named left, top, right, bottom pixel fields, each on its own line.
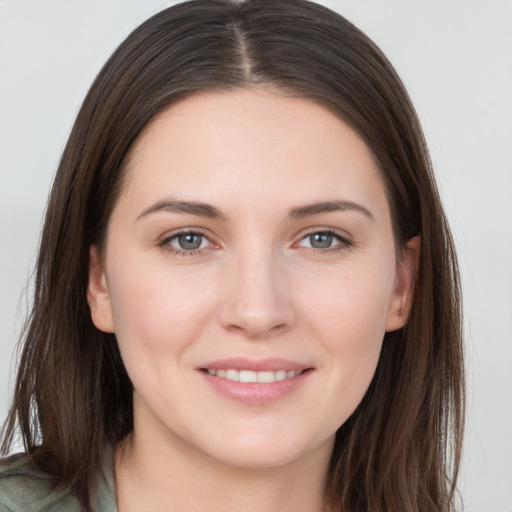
left=294, top=226, right=352, bottom=242
left=160, top=227, right=213, bottom=242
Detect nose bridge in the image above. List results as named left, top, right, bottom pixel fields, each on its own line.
left=219, top=240, right=294, bottom=338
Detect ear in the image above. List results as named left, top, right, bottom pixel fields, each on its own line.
left=87, top=246, right=115, bottom=333
left=385, top=236, right=420, bottom=332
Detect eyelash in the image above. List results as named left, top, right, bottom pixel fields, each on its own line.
left=159, top=228, right=352, bottom=257
left=159, top=229, right=213, bottom=257
left=295, top=229, right=352, bottom=254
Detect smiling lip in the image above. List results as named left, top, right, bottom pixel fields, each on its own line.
left=197, top=358, right=313, bottom=405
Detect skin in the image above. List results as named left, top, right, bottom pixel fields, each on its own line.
left=88, top=89, right=418, bottom=512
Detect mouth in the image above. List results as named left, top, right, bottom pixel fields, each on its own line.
left=197, top=359, right=314, bottom=404
left=199, top=368, right=310, bottom=383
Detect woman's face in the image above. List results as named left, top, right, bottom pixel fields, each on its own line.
left=88, top=89, right=415, bottom=469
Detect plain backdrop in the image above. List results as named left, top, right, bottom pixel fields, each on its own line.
left=0, top=1, right=511, bottom=511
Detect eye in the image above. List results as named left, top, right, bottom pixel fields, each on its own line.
left=296, top=230, right=351, bottom=251
left=161, top=230, right=213, bottom=255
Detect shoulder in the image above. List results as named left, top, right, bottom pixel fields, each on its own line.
left=0, top=453, right=81, bottom=512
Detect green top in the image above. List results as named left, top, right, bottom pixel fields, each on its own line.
left=0, top=449, right=118, bottom=512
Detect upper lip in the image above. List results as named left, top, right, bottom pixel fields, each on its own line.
left=198, top=358, right=311, bottom=372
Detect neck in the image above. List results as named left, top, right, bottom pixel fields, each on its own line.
left=114, top=427, right=334, bottom=512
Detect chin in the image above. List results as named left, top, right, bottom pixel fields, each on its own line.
left=211, top=448, right=307, bottom=470
left=196, top=429, right=334, bottom=470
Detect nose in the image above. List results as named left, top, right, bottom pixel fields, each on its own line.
left=218, top=247, right=296, bottom=339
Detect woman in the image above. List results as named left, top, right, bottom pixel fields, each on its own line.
left=0, top=1, right=464, bottom=511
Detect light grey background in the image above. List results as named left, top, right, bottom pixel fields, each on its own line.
left=1, top=1, right=511, bottom=510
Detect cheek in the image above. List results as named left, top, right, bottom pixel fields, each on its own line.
left=303, top=265, right=394, bottom=343
left=316, top=282, right=385, bottom=382
left=298, top=265, right=394, bottom=413
left=106, top=260, right=216, bottom=361
left=105, top=264, right=221, bottom=410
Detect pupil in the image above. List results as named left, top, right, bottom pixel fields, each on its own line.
left=310, top=232, right=332, bottom=249
left=179, top=233, right=202, bottom=250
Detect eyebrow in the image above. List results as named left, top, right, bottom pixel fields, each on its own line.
left=288, top=200, right=374, bottom=221
left=136, top=199, right=226, bottom=221
left=136, top=198, right=374, bottom=222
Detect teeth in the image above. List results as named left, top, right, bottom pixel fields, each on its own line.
left=205, top=369, right=302, bottom=383
left=239, top=370, right=257, bottom=383
left=257, top=371, right=275, bottom=383
left=225, top=369, right=239, bottom=381
left=275, top=370, right=287, bottom=381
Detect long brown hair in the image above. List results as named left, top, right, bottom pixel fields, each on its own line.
left=1, top=1, right=464, bottom=510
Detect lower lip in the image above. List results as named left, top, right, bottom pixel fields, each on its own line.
left=198, top=370, right=313, bottom=405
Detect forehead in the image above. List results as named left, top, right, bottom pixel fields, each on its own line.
left=119, top=89, right=388, bottom=218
